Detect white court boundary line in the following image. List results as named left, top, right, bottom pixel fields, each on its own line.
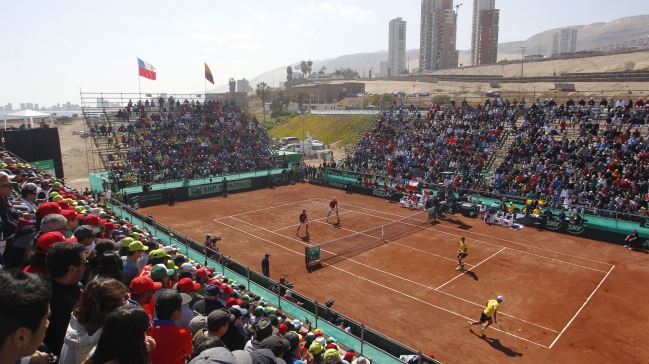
left=270, top=211, right=352, bottom=232
left=214, top=198, right=318, bottom=220
left=436, top=248, right=506, bottom=290
left=215, top=217, right=550, bottom=348
left=315, top=198, right=611, bottom=267
left=549, top=265, right=615, bottom=348
left=309, top=219, right=559, bottom=333
left=229, top=216, right=559, bottom=335
left=312, top=200, right=610, bottom=273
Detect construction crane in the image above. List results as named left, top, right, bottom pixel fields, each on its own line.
left=455, top=3, right=463, bottom=20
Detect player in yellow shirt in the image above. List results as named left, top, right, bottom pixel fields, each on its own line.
left=468, top=296, right=505, bottom=335
left=507, top=202, right=516, bottom=213
left=455, top=237, right=468, bottom=272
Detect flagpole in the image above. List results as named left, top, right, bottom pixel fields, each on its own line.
left=138, top=57, right=141, bottom=98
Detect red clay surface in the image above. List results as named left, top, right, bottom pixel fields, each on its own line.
left=141, top=183, right=649, bottom=364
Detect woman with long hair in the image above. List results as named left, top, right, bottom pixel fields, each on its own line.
left=89, top=251, right=125, bottom=282
left=83, top=306, right=154, bottom=364
left=59, top=279, right=127, bottom=364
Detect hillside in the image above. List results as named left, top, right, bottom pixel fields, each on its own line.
left=207, top=15, right=648, bottom=93
left=268, top=115, right=374, bottom=147
left=209, top=50, right=420, bottom=93
left=498, top=15, right=649, bottom=55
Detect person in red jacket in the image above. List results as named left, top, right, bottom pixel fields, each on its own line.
left=148, top=291, right=192, bottom=364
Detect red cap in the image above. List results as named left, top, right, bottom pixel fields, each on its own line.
left=36, top=231, right=67, bottom=253
left=343, top=352, right=355, bottom=361
left=129, top=276, right=162, bottom=295
left=226, top=297, right=242, bottom=308
left=56, top=200, right=70, bottom=210
left=15, top=218, right=35, bottom=232
left=278, top=323, right=288, bottom=335
left=104, top=222, right=115, bottom=230
left=209, top=279, right=221, bottom=286
left=98, top=219, right=106, bottom=225
left=313, top=331, right=324, bottom=338
left=195, top=268, right=208, bottom=277
left=75, top=213, right=86, bottom=220
left=326, top=343, right=338, bottom=350
left=83, top=214, right=100, bottom=225
left=177, top=278, right=201, bottom=293
left=220, top=284, right=232, bottom=295
left=37, top=202, right=62, bottom=218
left=60, top=210, right=77, bottom=221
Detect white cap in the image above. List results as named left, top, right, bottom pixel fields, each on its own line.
left=164, top=246, right=174, bottom=253
left=285, top=290, right=292, bottom=297
left=497, top=295, right=505, bottom=302
left=180, top=263, right=194, bottom=272
left=292, top=318, right=303, bottom=327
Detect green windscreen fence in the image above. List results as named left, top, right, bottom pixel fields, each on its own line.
left=108, top=200, right=437, bottom=364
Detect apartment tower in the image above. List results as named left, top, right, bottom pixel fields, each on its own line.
left=547, top=28, right=578, bottom=57
left=419, top=0, right=459, bottom=71
left=388, top=17, right=407, bottom=76
left=470, top=0, right=499, bottom=65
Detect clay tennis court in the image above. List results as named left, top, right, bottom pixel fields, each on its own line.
left=141, top=183, right=649, bottom=364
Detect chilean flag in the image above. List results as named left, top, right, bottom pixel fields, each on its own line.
left=138, top=58, right=156, bottom=80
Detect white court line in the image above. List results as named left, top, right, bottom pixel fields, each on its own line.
left=270, top=211, right=352, bottom=232
left=317, top=220, right=559, bottom=333
left=215, top=198, right=318, bottom=220
left=313, top=201, right=609, bottom=273
left=234, top=216, right=558, bottom=334
left=217, top=217, right=550, bottom=348
left=436, top=248, right=506, bottom=290
left=316, top=198, right=612, bottom=267
left=311, top=219, right=472, bottom=265
left=548, top=265, right=615, bottom=349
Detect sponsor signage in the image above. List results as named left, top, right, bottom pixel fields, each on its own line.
left=273, top=174, right=289, bottom=185
left=544, top=220, right=562, bottom=230
left=30, top=159, right=56, bottom=175
left=566, top=223, right=585, bottom=235
left=190, top=179, right=252, bottom=198
left=372, top=189, right=389, bottom=197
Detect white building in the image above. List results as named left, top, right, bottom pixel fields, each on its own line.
left=379, top=61, right=389, bottom=77
left=547, top=28, right=578, bottom=57
left=388, top=17, right=407, bottom=76
left=419, top=0, right=459, bottom=71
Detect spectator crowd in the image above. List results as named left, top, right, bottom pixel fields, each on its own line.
left=490, top=96, right=649, bottom=218
left=328, top=96, right=649, bottom=220
left=0, top=152, right=377, bottom=364
left=338, top=103, right=509, bottom=190
left=92, top=98, right=277, bottom=187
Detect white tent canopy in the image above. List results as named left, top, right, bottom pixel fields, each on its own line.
left=4, top=109, right=54, bottom=130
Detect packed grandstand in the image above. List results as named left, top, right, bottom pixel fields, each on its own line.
left=1, top=93, right=648, bottom=364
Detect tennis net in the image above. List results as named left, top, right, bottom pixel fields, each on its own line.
left=305, top=208, right=432, bottom=267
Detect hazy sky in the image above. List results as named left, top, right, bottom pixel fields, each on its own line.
left=1, top=0, right=645, bottom=107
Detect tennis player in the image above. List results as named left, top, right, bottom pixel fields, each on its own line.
left=468, top=295, right=505, bottom=335
left=326, top=197, right=339, bottom=224
left=296, top=209, right=309, bottom=237
left=456, top=237, right=468, bottom=272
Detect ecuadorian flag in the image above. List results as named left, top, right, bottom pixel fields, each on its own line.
left=205, top=62, right=214, bottom=84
